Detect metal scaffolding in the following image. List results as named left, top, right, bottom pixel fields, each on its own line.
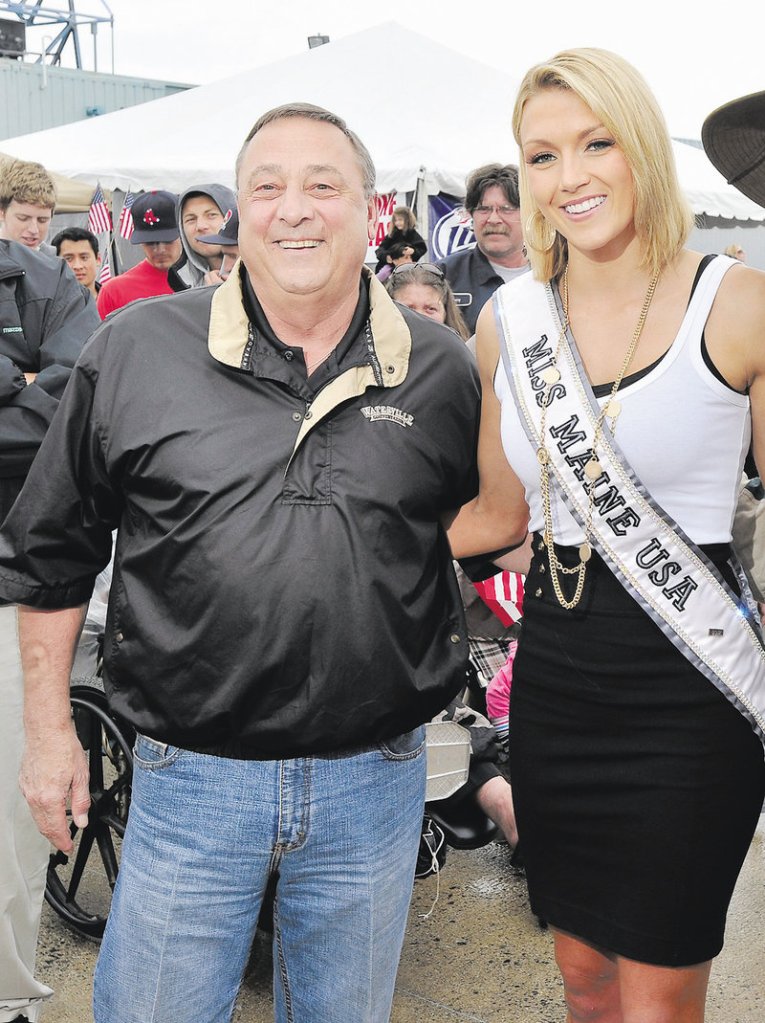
left=0, top=1, right=113, bottom=71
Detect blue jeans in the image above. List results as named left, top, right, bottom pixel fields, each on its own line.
left=93, top=728, right=427, bottom=1023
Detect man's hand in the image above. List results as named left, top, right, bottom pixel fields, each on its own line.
left=20, top=720, right=90, bottom=854
left=18, top=603, right=91, bottom=853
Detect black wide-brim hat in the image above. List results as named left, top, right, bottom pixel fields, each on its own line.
left=702, top=91, right=765, bottom=209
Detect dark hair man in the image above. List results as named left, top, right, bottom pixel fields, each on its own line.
left=52, top=227, right=102, bottom=300
left=437, top=163, right=528, bottom=334
left=0, top=102, right=480, bottom=1023
left=0, top=237, right=99, bottom=1023
left=96, top=190, right=182, bottom=318
left=198, top=205, right=240, bottom=285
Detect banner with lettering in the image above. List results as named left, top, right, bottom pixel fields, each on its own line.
left=428, top=193, right=475, bottom=261
left=368, top=191, right=477, bottom=264
left=367, top=192, right=398, bottom=262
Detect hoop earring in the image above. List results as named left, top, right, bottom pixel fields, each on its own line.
left=524, top=210, right=557, bottom=253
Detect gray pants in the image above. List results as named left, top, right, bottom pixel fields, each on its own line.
left=0, top=604, right=52, bottom=1022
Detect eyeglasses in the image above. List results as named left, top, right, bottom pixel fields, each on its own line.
left=391, top=262, right=445, bottom=278
left=472, top=204, right=520, bottom=219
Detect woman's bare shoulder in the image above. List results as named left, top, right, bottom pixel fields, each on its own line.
left=474, top=300, right=501, bottom=383
left=701, top=251, right=765, bottom=388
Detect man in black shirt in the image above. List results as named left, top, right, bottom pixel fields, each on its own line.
left=438, top=163, right=528, bottom=334
left=0, top=104, right=480, bottom=1023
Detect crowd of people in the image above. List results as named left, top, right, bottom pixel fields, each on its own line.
left=0, top=44, right=764, bottom=1023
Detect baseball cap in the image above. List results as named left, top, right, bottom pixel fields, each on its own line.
left=130, top=190, right=181, bottom=244
left=702, top=91, right=765, bottom=209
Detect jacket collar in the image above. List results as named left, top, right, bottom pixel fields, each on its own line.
left=0, top=239, right=28, bottom=281
left=208, top=263, right=411, bottom=387
left=470, top=245, right=506, bottom=286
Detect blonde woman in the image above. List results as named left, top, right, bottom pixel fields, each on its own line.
left=450, top=48, right=765, bottom=1022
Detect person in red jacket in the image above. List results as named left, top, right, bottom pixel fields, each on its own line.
left=96, top=190, right=181, bottom=318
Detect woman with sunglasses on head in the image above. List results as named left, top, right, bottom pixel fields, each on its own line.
left=449, top=48, right=765, bottom=1022
left=386, top=262, right=470, bottom=340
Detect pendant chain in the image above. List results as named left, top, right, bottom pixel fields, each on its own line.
left=537, top=266, right=660, bottom=610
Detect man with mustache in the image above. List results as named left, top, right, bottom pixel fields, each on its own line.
left=438, top=163, right=528, bottom=334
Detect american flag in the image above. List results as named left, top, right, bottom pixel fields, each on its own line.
left=98, top=250, right=112, bottom=285
left=472, top=571, right=525, bottom=627
left=88, top=183, right=112, bottom=235
left=118, top=190, right=135, bottom=240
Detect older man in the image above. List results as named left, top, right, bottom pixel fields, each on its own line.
left=438, top=163, right=528, bottom=334
left=0, top=103, right=480, bottom=1023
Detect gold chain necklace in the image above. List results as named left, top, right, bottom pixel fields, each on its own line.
left=537, top=266, right=660, bottom=610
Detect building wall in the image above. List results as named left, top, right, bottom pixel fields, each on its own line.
left=0, top=59, right=192, bottom=141
left=690, top=216, right=765, bottom=271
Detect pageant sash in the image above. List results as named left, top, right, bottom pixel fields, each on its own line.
left=494, top=271, right=765, bottom=743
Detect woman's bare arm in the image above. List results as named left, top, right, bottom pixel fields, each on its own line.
left=449, top=302, right=530, bottom=559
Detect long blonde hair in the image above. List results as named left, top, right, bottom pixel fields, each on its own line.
left=512, top=48, right=694, bottom=282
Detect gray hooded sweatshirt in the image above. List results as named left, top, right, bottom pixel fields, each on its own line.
left=171, top=183, right=237, bottom=289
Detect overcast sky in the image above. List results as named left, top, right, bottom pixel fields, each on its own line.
left=22, top=0, right=765, bottom=140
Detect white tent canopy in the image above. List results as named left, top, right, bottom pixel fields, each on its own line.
left=1, top=22, right=762, bottom=222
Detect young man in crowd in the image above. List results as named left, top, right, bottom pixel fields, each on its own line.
left=169, top=183, right=236, bottom=289
left=96, top=190, right=181, bottom=317
left=198, top=206, right=240, bottom=285
left=0, top=160, right=56, bottom=253
left=52, top=227, right=102, bottom=301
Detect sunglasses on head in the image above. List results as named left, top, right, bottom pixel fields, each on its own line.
left=391, top=262, right=445, bottom=278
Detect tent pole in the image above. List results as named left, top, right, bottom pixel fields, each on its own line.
left=413, top=167, right=429, bottom=256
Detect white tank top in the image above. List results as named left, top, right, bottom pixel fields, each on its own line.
left=495, top=256, right=749, bottom=546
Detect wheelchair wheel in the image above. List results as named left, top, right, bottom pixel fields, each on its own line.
left=44, top=683, right=134, bottom=940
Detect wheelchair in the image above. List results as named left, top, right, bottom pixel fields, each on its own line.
left=44, top=675, right=134, bottom=940
left=45, top=679, right=499, bottom=940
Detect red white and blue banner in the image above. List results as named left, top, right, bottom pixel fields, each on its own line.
left=366, top=190, right=476, bottom=264
left=87, top=183, right=112, bottom=235
left=428, top=194, right=475, bottom=261
left=118, top=190, right=136, bottom=241
left=97, top=250, right=112, bottom=285
left=367, top=192, right=397, bottom=262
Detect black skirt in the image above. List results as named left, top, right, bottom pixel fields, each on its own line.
left=509, top=536, right=765, bottom=966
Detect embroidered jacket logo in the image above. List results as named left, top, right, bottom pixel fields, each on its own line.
left=360, top=405, right=414, bottom=428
